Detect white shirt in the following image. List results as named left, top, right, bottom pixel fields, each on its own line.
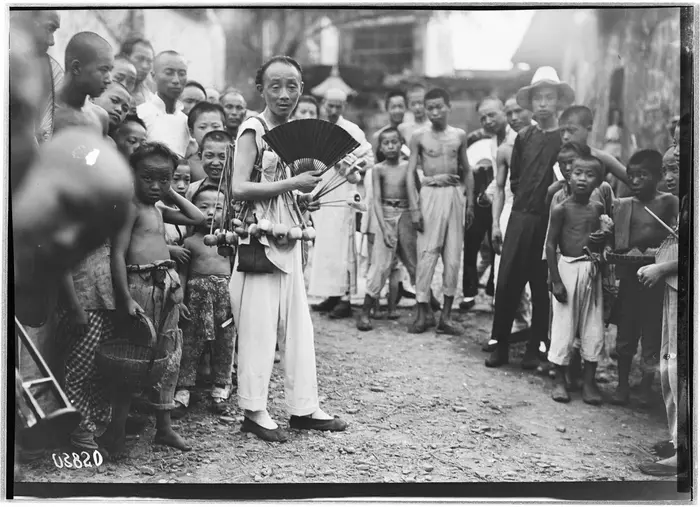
left=137, top=94, right=191, bottom=158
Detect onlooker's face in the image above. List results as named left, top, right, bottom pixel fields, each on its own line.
left=181, top=85, right=206, bottom=115
left=557, top=148, right=578, bottom=180
left=673, top=124, right=680, bottom=167
left=133, top=155, right=173, bottom=204
left=627, top=163, right=658, bottom=199
left=570, top=160, right=601, bottom=197
left=111, top=59, right=137, bottom=93
left=113, top=121, right=146, bottom=158
left=407, top=89, right=426, bottom=121
left=531, top=86, right=559, bottom=120
left=293, top=101, right=318, bottom=120
left=504, top=98, right=532, bottom=132
left=259, top=62, right=302, bottom=119
left=379, top=132, right=401, bottom=160
left=560, top=120, right=589, bottom=146
left=426, top=97, right=449, bottom=126
left=200, top=140, right=228, bottom=183
left=191, top=111, right=224, bottom=146
left=79, top=44, right=114, bottom=98
left=194, top=191, right=224, bottom=229
left=31, top=11, right=60, bottom=54
left=154, top=54, right=187, bottom=101
left=387, top=96, right=406, bottom=126
left=323, top=99, right=344, bottom=124
left=129, top=42, right=154, bottom=83
left=94, top=84, right=131, bottom=128
left=206, top=88, right=220, bottom=104
left=172, top=163, right=191, bottom=196
left=221, top=93, right=247, bottom=131
left=478, top=99, right=507, bottom=136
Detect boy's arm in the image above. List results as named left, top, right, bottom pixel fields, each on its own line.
left=591, top=147, right=629, bottom=187
left=406, top=133, right=423, bottom=230
left=458, top=130, right=475, bottom=228
left=178, top=237, right=192, bottom=296
left=159, top=187, right=206, bottom=226
left=491, top=143, right=510, bottom=254
left=110, top=202, right=142, bottom=316
left=546, top=205, right=567, bottom=302
left=545, top=181, right=562, bottom=213
left=371, top=166, right=389, bottom=245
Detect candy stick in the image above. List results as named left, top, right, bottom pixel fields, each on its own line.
left=644, top=206, right=678, bottom=239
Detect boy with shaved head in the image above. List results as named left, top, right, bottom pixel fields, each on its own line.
left=94, top=82, right=132, bottom=133
left=220, top=89, right=248, bottom=139
left=137, top=50, right=190, bottom=158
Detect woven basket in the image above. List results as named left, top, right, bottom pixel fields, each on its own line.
left=96, top=313, right=167, bottom=392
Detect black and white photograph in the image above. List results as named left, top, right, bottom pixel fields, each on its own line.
left=6, top=3, right=694, bottom=501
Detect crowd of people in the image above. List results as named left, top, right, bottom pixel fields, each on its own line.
left=11, top=9, right=688, bottom=479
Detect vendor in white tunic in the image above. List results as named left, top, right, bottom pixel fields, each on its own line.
left=136, top=51, right=191, bottom=158
left=308, top=88, right=375, bottom=319
left=229, top=56, right=348, bottom=442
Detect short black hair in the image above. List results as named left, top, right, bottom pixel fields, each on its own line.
left=385, top=89, right=407, bottom=110
left=185, top=80, right=207, bottom=98
left=628, top=149, right=663, bottom=180
left=175, top=156, right=190, bottom=167
left=120, top=37, right=154, bottom=57
left=378, top=126, right=402, bottom=145
left=130, top=141, right=178, bottom=173
left=255, top=55, right=302, bottom=88
left=407, top=83, right=426, bottom=93
left=192, top=186, right=224, bottom=205
left=293, top=95, right=319, bottom=116
left=425, top=88, right=450, bottom=106
left=113, top=114, right=146, bottom=135
left=559, top=141, right=591, bottom=157
left=572, top=154, right=604, bottom=181
left=475, top=96, right=504, bottom=113
left=560, top=106, right=594, bottom=128
left=200, top=130, right=233, bottom=152
left=187, top=101, right=226, bottom=131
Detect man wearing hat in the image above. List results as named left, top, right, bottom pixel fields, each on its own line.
left=485, top=66, right=575, bottom=369
left=308, top=88, right=375, bottom=318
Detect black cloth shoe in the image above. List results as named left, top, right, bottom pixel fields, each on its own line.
left=241, top=418, right=289, bottom=442
left=289, top=415, right=348, bottom=432
left=459, top=299, right=476, bottom=311
left=311, top=297, right=340, bottom=313
left=653, top=440, right=675, bottom=459
left=329, top=300, right=352, bottom=319
left=485, top=349, right=509, bottom=368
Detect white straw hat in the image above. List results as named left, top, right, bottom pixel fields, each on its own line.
left=516, top=66, right=575, bottom=111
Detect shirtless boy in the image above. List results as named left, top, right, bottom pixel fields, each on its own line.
left=407, top=88, right=474, bottom=334
left=546, top=155, right=609, bottom=405
left=186, top=102, right=226, bottom=181
left=610, top=149, right=679, bottom=406
left=102, top=142, right=205, bottom=456
left=174, top=189, right=235, bottom=415
left=186, top=130, right=232, bottom=199
left=357, top=128, right=418, bottom=331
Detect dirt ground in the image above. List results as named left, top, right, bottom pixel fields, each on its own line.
left=17, top=291, right=673, bottom=486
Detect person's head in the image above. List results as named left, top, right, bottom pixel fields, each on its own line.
left=569, top=155, right=604, bottom=198
left=627, top=149, right=663, bottom=199
left=64, top=32, right=114, bottom=98
left=424, top=88, right=451, bottom=127
left=477, top=97, right=507, bottom=136
left=20, top=10, right=61, bottom=55
left=188, top=101, right=226, bottom=146
left=609, top=107, right=623, bottom=127
left=406, top=84, right=426, bottom=122
left=153, top=50, right=188, bottom=101
left=199, top=130, right=232, bottom=183
left=377, top=127, right=402, bottom=162
left=662, top=146, right=679, bottom=196
left=93, top=82, right=131, bottom=129
left=120, top=37, right=154, bottom=84
left=504, top=96, right=532, bottom=133
left=111, top=55, right=137, bottom=93
left=172, top=157, right=191, bottom=197
left=192, top=188, right=224, bottom=231
left=130, top=142, right=178, bottom=205
left=385, top=89, right=407, bottom=126
left=557, top=141, right=591, bottom=181
left=220, top=89, right=248, bottom=132
left=181, top=80, right=207, bottom=115
left=674, top=113, right=691, bottom=168
left=516, top=67, right=575, bottom=122
left=255, top=55, right=304, bottom=120
left=12, top=129, right=133, bottom=275
left=322, top=88, right=347, bottom=124
left=292, top=95, right=319, bottom=120
left=206, top=87, right=220, bottom=104
left=112, top=115, right=147, bottom=158
left=559, top=106, right=593, bottom=146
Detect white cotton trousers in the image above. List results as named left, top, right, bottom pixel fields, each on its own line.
left=661, top=284, right=678, bottom=446
left=229, top=244, right=319, bottom=416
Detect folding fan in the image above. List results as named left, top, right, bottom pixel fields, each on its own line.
left=262, top=119, right=360, bottom=176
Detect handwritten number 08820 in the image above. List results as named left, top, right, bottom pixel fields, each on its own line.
left=51, top=451, right=103, bottom=468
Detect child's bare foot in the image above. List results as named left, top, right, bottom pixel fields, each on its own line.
left=436, top=317, right=462, bottom=335
left=582, top=381, right=603, bottom=405
left=409, top=304, right=429, bottom=333
left=551, top=366, right=570, bottom=403
left=155, top=428, right=191, bottom=451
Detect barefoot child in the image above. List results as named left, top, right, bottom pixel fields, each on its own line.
left=186, top=130, right=231, bottom=200
left=174, top=189, right=235, bottom=414
left=103, top=142, right=205, bottom=455
left=610, top=149, right=678, bottom=406
left=357, top=127, right=417, bottom=330
left=546, top=155, right=609, bottom=405
left=406, top=88, right=474, bottom=334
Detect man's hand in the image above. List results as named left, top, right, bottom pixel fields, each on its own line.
left=492, top=226, right=503, bottom=255
left=589, top=230, right=606, bottom=245
left=125, top=298, right=145, bottom=318
left=70, top=307, right=90, bottom=336
left=412, top=214, right=424, bottom=233
left=169, top=245, right=191, bottom=265
left=298, top=193, right=321, bottom=213
left=465, top=205, right=475, bottom=230
left=603, top=245, right=613, bottom=262
left=637, top=264, right=664, bottom=289
left=551, top=281, right=567, bottom=303
left=383, top=229, right=397, bottom=249
left=179, top=303, right=192, bottom=322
